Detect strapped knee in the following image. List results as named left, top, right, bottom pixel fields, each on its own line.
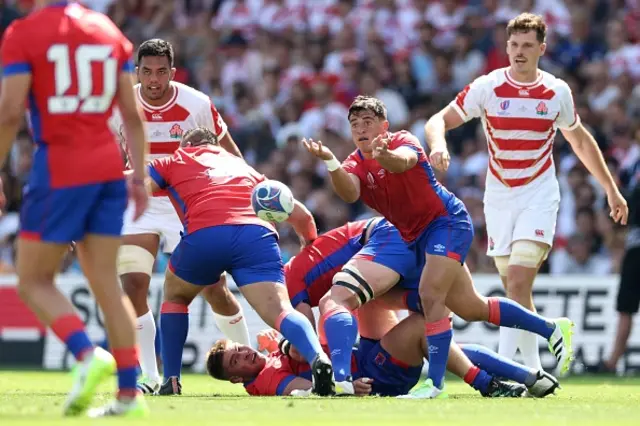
left=508, top=240, right=548, bottom=269
left=494, top=256, right=510, bottom=276
left=117, top=245, right=156, bottom=276
left=332, top=266, right=374, bottom=308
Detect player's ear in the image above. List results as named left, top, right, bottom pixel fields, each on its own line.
left=382, top=120, right=389, bottom=132
left=229, top=376, right=243, bottom=384
left=170, top=67, right=177, bottom=81
left=539, top=42, right=547, bottom=56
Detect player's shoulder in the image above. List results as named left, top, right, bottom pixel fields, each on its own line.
left=472, top=68, right=506, bottom=90
left=539, top=70, right=572, bottom=96
left=390, top=130, right=421, bottom=149
left=174, top=82, right=212, bottom=107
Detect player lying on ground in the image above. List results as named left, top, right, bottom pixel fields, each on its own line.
left=305, top=95, right=575, bottom=399
left=0, top=0, right=149, bottom=418
left=206, top=309, right=559, bottom=398
left=143, top=127, right=334, bottom=396
left=424, top=12, right=627, bottom=373
left=272, top=217, right=558, bottom=397
left=111, top=38, right=251, bottom=395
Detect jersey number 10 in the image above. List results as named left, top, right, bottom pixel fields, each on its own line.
left=47, top=44, right=117, bottom=114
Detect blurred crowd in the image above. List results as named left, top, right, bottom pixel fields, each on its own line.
left=0, top=0, right=639, bottom=275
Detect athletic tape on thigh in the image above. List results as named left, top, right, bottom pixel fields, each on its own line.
left=508, top=240, right=548, bottom=268
left=493, top=256, right=510, bottom=276
left=117, top=245, right=156, bottom=276
left=332, top=267, right=374, bottom=306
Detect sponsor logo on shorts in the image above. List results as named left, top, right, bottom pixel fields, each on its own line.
left=535, top=229, right=545, bottom=237
left=433, top=244, right=445, bottom=253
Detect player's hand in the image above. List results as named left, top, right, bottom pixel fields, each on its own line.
left=607, top=189, right=628, bottom=225
left=303, top=138, right=335, bottom=161
left=128, top=175, right=149, bottom=221
left=371, top=134, right=390, bottom=159
left=257, top=328, right=281, bottom=353
left=353, top=377, right=373, bottom=396
left=429, top=146, right=450, bottom=171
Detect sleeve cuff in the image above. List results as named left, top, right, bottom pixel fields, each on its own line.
left=449, top=101, right=468, bottom=122
left=3, top=62, right=31, bottom=77
left=562, top=115, right=581, bottom=131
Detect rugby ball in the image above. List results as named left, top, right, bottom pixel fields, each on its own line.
left=251, top=180, right=295, bottom=223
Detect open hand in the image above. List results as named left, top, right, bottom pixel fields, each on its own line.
left=303, top=138, right=335, bottom=161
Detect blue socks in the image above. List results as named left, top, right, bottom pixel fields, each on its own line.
left=277, top=310, right=323, bottom=364
left=464, top=366, right=493, bottom=394
left=160, top=302, right=189, bottom=379
left=488, top=297, right=555, bottom=339
left=462, top=343, right=537, bottom=386
left=425, top=317, right=453, bottom=389
left=322, top=308, right=358, bottom=381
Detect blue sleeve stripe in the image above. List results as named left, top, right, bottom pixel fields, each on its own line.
left=276, top=375, right=298, bottom=396
left=121, top=59, right=135, bottom=73
left=148, top=165, right=167, bottom=189
left=290, top=291, right=310, bottom=308
left=398, top=145, right=420, bottom=154
left=3, top=62, right=31, bottom=77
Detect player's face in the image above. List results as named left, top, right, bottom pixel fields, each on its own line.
left=222, top=343, right=267, bottom=382
left=349, top=111, right=389, bottom=154
left=506, top=31, right=546, bottom=75
left=137, top=56, right=176, bottom=102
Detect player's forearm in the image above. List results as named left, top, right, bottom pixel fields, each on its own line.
left=329, top=168, right=359, bottom=203
left=0, top=121, right=21, bottom=164
left=376, top=149, right=415, bottom=173
left=123, top=117, right=148, bottom=180
left=219, top=133, right=243, bottom=159
left=569, top=128, right=618, bottom=193
left=424, top=112, right=448, bottom=152
left=287, top=200, right=318, bottom=244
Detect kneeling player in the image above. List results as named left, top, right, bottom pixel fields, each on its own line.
left=145, top=127, right=333, bottom=396
left=206, top=310, right=558, bottom=398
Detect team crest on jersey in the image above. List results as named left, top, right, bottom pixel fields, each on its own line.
left=366, top=172, right=377, bottom=189
left=377, top=169, right=385, bottom=179
left=500, top=100, right=510, bottom=111
left=536, top=102, right=548, bottom=116
left=169, top=124, right=184, bottom=139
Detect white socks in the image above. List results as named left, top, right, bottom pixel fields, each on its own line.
left=137, top=310, right=160, bottom=384
left=498, top=327, right=520, bottom=360
left=519, top=331, right=543, bottom=370
left=213, top=310, right=251, bottom=346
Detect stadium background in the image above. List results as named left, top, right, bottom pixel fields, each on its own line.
left=0, top=0, right=638, bottom=375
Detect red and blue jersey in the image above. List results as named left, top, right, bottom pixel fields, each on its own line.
left=0, top=2, right=134, bottom=188
left=342, top=131, right=459, bottom=242
left=285, top=220, right=368, bottom=308
left=148, top=145, right=275, bottom=235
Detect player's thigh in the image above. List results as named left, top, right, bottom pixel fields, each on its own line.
left=512, top=201, right=558, bottom=253
left=356, top=298, right=399, bottom=340
left=20, top=183, right=102, bottom=243
left=484, top=202, right=516, bottom=257
left=76, top=233, right=126, bottom=306
left=333, top=258, right=400, bottom=309
left=168, top=227, right=230, bottom=286
left=444, top=263, right=488, bottom=322
left=616, top=247, right=640, bottom=315
left=239, top=281, right=291, bottom=328
left=16, top=238, right=70, bottom=286
left=86, top=179, right=128, bottom=238
left=228, top=225, right=284, bottom=287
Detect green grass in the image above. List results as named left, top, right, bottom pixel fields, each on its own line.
left=1, top=372, right=640, bottom=425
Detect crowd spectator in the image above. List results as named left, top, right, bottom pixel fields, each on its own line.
left=0, top=0, right=638, bottom=274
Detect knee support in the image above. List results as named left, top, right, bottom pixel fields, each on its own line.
left=332, top=266, right=374, bottom=308
left=508, top=240, right=548, bottom=269
left=494, top=256, right=510, bottom=276
left=117, top=245, right=156, bottom=276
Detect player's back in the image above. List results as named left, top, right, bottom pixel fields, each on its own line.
left=2, top=3, right=132, bottom=187
left=285, top=220, right=368, bottom=307
left=150, top=145, right=274, bottom=235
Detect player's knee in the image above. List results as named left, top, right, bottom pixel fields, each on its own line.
left=506, top=240, right=548, bottom=291
left=332, top=266, right=374, bottom=310
left=117, top=245, right=156, bottom=277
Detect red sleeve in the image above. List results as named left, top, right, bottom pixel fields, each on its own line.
left=285, top=257, right=309, bottom=308
left=244, top=356, right=297, bottom=396
left=389, top=131, right=422, bottom=152
left=341, top=151, right=363, bottom=179
left=1, top=21, right=31, bottom=76
left=147, top=156, right=173, bottom=190
left=119, top=36, right=135, bottom=73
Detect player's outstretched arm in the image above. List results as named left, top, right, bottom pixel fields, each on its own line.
left=371, top=134, right=418, bottom=173
left=303, top=138, right=361, bottom=203
left=0, top=73, right=30, bottom=163
left=117, top=72, right=147, bottom=181
left=424, top=106, right=465, bottom=171
left=562, top=124, right=628, bottom=224
left=286, top=200, right=318, bottom=246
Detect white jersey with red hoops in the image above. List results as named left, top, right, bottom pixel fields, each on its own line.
left=450, top=68, right=580, bottom=256
left=110, top=81, right=229, bottom=253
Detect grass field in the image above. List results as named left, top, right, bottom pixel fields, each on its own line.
left=1, top=372, right=640, bottom=425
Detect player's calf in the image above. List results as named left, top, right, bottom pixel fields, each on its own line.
left=201, top=274, right=251, bottom=346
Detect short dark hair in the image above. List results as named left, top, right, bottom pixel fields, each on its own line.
left=206, top=339, right=230, bottom=381
left=182, top=127, right=218, bottom=146
left=506, top=13, right=547, bottom=44
left=348, top=95, right=387, bottom=121
left=137, top=38, right=174, bottom=67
